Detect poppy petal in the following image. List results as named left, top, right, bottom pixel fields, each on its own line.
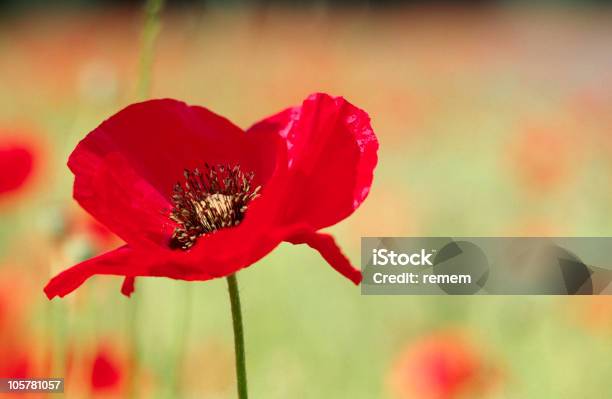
left=69, top=99, right=280, bottom=248
left=248, top=93, right=378, bottom=230
left=69, top=150, right=173, bottom=248
left=45, top=246, right=145, bottom=299
left=120, top=277, right=135, bottom=297
left=44, top=227, right=283, bottom=297
left=289, top=230, right=362, bottom=284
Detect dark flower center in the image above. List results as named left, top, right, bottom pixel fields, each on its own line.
left=169, top=163, right=260, bottom=250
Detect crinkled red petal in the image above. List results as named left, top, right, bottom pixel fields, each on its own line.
left=289, top=230, right=362, bottom=284
left=68, top=99, right=281, bottom=248
left=248, top=93, right=378, bottom=230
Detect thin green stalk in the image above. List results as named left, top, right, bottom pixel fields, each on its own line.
left=227, top=274, right=248, bottom=399
left=137, top=0, right=165, bottom=100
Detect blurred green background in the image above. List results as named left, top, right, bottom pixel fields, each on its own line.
left=1, top=1, right=612, bottom=398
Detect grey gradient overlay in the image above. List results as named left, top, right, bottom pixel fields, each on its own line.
left=361, top=238, right=612, bottom=295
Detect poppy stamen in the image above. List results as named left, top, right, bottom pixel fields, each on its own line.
left=169, top=163, right=260, bottom=250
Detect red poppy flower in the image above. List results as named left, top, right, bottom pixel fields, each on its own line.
left=389, top=331, right=500, bottom=399
left=90, top=345, right=124, bottom=393
left=0, top=344, right=32, bottom=379
left=45, top=93, right=378, bottom=298
left=0, top=139, right=34, bottom=195
left=0, top=340, right=51, bottom=399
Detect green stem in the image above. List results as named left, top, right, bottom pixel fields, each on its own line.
left=227, top=274, right=248, bottom=399
left=137, top=0, right=165, bottom=100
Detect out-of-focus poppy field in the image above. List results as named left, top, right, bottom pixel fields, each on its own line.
left=1, top=1, right=612, bottom=398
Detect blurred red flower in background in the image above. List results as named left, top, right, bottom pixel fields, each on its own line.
left=0, top=336, right=50, bottom=398
left=508, top=123, right=580, bottom=194
left=89, top=344, right=126, bottom=395
left=0, top=137, right=35, bottom=196
left=0, top=344, right=32, bottom=379
left=389, top=331, right=500, bottom=399
left=0, top=268, right=47, bottom=388
left=59, top=340, right=144, bottom=398
left=45, top=93, right=378, bottom=298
